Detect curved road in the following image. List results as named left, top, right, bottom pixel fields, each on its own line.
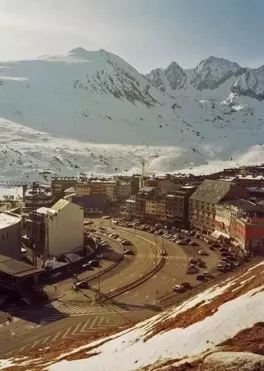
left=110, top=227, right=221, bottom=307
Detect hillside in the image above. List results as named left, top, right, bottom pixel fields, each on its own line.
left=1, top=261, right=264, bottom=370
left=0, top=49, right=264, bottom=180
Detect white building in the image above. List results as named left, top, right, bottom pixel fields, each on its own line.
left=28, top=199, right=84, bottom=258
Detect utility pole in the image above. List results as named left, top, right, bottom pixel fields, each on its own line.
left=98, top=264, right=101, bottom=299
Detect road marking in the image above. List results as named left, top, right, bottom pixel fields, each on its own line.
left=80, top=320, right=90, bottom=333
left=52, top=330, right=63, bottom=341
left=62, top=326, right=73, bottom=339
left=72, top=323, right=81, bottom=335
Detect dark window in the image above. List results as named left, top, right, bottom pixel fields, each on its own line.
left=2, top=234, right=4, bottom=242
left=6, top=232, right=8, bottom=240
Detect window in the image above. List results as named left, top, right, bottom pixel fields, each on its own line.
left=2, top=234, right=4, bottom=242
left=6, top=232, right=8, bottom=240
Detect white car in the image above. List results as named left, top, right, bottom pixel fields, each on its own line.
left=199, top=250, right=208, bottom=256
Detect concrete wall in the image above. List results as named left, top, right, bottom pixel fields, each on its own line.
left=48, top=203, right=84, bottom=256
left=0, top=214, right=21, bottom=260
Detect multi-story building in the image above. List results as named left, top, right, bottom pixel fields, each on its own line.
left=117, top=181, right=132, bottom=202
left=189, top=180, right=249, bottom=233
left=235, top=174, right=264, bottom=188
left=135, top=187, right=157, bottom=219
left=145, top=197, right=166, bottom=221
left=26, top=199, right=84, bottom=259
left=214, top=199, right=264, bottom=239
left=232, top=214, right=264, bottom=252
left=75, top=179, right=117, bottom=203
left=0, top=212, right=21, bottom=260
left=125, top=198, right=136, bottom=218
left=51, top=178, right=77, bottom=199
left=166, top=185, right=197, bottom=228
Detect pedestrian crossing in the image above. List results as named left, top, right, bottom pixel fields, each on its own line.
left=136, top=254, right=187, bottom=262
left=11, top=315, right=126, bottom=355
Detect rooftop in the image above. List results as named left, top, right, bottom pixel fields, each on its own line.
left=36, top=207, right=57, bottom=216
left=0, top=212, right=20, bottom=229
left=190, top=180, right=236, bottom=204
left=219, top=199, right=264, bottom=213
left=65, top=187, right=75, bottom=193
left=52, top=198, right=69, bottom=212
left=0, top=254, right=43, bottom=277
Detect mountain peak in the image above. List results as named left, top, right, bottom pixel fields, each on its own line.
left=69, top=47, right=89, bottom=55
left=192, top=56, right=242, bottom=90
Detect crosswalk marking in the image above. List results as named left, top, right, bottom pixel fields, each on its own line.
left=72, top=323, right=81, bottom=335
left=136, top=254, right=187, bottom=262
left=62, top=326, right=73, bottom=339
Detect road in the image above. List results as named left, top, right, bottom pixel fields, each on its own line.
left=107, top=227, right=221, bottom=307
left=0, top=223, right=222, bottom=356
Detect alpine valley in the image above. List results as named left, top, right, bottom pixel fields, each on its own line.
left=1, top=47, right=264, bottom=181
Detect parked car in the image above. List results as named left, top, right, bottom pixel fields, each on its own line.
left=82, top=262, right=93, bottom=270
left=73, top=281, right=88, bottom=290
left=172, top=285, right=185, bottom=293
left=187, top=266, right=198, bottom=274
left=181, top=282, right=192, bottom=289
left=189, top=258, right=196, bottom=264
left=197, top=260, right=206, bottom=268
left=196, top=274, right=206, bottom=281
left=199, top=249, right=208, bottom=256
left=189, top=241, right=199, bottom=246
left=89, top=259, right=99, bottom=267
left=124, top=249, right=134, bottom=255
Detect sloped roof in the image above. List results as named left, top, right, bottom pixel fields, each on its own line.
left=51, top=198, right=69, bottom=212
left=190, top=180, right=236, bottom=204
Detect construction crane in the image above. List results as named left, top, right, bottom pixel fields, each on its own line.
left=129, top=153, right=146, bottom=189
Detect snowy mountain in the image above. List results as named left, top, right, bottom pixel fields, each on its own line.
left=232, top=65, right=264, bottom=100
left=0, top=48, right=264, bottom=181
left=3, top=261, right=264, bottom=370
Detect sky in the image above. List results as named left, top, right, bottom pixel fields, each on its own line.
left=0, top=0, right=264, bottom=73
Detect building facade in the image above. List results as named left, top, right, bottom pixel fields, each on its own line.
left=75, top=179, right=117, bottom=202
left=232, top=215, right=264, bottom=252
left=51, top=178, right=77, bottom=198
left=166, top=185, right=197, bottom=228
left=189, top=180, right=249, bottom=233
left=27, top=199, right=84, bottom=259
left=0, top=212, right=21, bottom=260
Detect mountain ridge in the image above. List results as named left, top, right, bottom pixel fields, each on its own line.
left=0, top=47, right=264, bottom=181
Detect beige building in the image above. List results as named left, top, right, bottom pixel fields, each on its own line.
left=27, top=199, right=84, bottom=258
left=0, top=212, right=21, bottom=260
left=76, top=179, right=117, bottom=202
left=145, top=197, right=166, bottom=220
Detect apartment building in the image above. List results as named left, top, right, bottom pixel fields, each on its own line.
left=189, top=180, right=249, bottom=233
left=75, top=179, right=117, bottom=202
left=166, top=185, right=197, bottom=228
left=145, top=197, right=166, bottom=220
left=51, top=178, right=77, bottom=198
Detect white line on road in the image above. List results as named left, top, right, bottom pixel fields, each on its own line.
left=72, top=323, right=81, bottom=335
left=52, top=330, right=63, bottom=341
left=62, top=326, right=73, bottom=339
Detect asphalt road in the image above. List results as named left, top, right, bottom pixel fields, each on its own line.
left=109, top=227, right=222, bottom=307
left=0, top=221, right=223, bottom=356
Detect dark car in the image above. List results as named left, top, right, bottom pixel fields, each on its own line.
left=82, top=262, right=93, bottom=270
left=196, top=274, right=206, bottom=281
left=89, top=259, right=99, bottom=267
left=181, top=282, right=192, bottom=289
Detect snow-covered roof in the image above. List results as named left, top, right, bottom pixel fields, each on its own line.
left=0, top=212, right=20, bottom=229
left=36, top=207, right=57, bottom=216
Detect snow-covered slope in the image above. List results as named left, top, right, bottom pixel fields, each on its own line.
left=2, top=262, right=264, bottom=370
left=0, top=49, right=264, bottom=180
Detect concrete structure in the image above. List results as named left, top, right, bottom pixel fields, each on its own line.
left=166, top=185, right=197, bottom=228
left=25, top=185, right=54, bottom=207
left=27, top=199, right=84, bottom=258
left=189, top=180, right=249, bottom=233
left=0, top=212, right=21, bottom=260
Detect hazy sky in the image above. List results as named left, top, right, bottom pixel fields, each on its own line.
left=0, top=0, right=264, bottom=72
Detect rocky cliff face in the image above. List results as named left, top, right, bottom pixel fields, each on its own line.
left=146, top=61, right=187, bottom=94
left=232, top=65, right=264, bottom=100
